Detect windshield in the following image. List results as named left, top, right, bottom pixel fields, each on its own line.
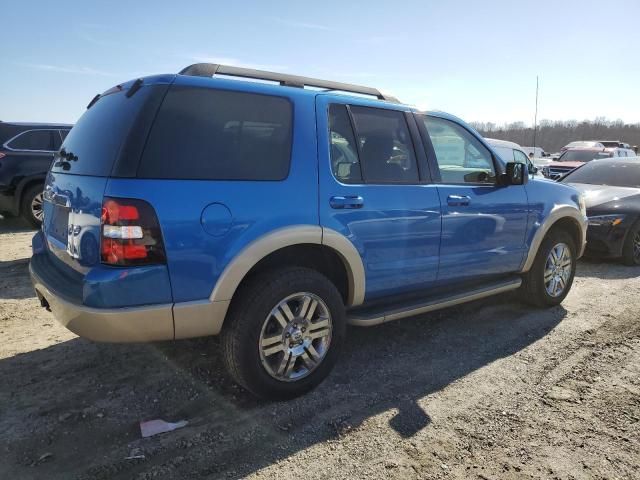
left=558, top=150, right=611, bottom=162
left=562, top=161, right=640, bottom=188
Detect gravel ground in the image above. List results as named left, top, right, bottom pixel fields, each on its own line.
left=1, top=216, right=639, bottom=480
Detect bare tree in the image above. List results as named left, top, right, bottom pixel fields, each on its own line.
left=474, top=118, right=640, bottom=152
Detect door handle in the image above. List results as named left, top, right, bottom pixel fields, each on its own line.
left=330, top=195, right=364, bottom=209
left=447, top=195, right=471, bottom=206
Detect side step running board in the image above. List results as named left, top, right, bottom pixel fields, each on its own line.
left=348, top=278, right=522, bottom=327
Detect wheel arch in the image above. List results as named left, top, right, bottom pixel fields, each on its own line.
left=16, top=175, right=46, bottom=215
left=521, top=206, right=587, bottom=273
left=210, top=226, right=365, bottom=308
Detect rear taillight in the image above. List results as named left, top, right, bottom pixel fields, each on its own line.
left=0, top=152, right=6, bottom=159
left=100, top=197, right=166, bottom=266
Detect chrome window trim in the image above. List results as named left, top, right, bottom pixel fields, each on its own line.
left=2, top=129, right=59, bottom=153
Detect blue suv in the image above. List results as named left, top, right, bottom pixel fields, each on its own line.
left=30, top=64, right=587, bottom=399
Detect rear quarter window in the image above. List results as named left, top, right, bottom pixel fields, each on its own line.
left=138, top=86, right=293, bottom=180
left=7, top=130, right=55, bottom=151
left=51, top=87, right=159, bottom=176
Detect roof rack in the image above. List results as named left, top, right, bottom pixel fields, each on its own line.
left=179, top=63, right=399, bottom=103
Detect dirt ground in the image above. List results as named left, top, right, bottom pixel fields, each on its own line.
left=1, top=216, right=639, bottom=480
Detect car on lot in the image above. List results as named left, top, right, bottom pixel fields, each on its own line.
left=561, top=157, right=640, bottom=265
left=560, top=141, right=604, bottom=152
left=542, top=147, right=613, bottom=180
left=521, top=146, right=549, bottom=159
left=29, top=64, right=587, bottom=399
left=595, top=140, right=634, bottom=150
left=484, top=138, right=541, bottom=175
left=0, top=121, right=72, bottom=226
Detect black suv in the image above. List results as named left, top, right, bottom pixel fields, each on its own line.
left=0, top=122, right=72, bottom=226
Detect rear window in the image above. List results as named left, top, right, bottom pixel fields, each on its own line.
left=562, top=161, right=640, bottom=188
left=51, top=88, right=154, bottom=176
left=558, top=150, right=611, bottom=162
left=138, top=86, right=292, bottom=180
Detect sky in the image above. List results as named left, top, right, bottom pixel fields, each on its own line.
left=2, top=0, right=639, bottom=126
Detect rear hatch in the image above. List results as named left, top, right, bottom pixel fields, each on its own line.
left=42, top=77, right=172, bottom=275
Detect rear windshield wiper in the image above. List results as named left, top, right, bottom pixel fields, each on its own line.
left=87, top=94, right=101, bottom=109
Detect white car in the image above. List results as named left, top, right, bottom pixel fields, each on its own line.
left=521, top=146, right=547, bottom=158
left=484, top=138, right=547, bottom=173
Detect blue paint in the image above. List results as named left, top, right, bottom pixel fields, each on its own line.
left=31, top=71, right=584, bottom=314
left=201, top=203, right=233, bottom=237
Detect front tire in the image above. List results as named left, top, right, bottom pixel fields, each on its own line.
left=621, top=221, right=640, bottom=266
left=521, top=229, right=577, bottom=307
left=221, top=267, right=346, bottom=400
left=20, top=184, right=45, bottom=228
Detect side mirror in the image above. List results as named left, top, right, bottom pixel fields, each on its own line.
left=528, top=163, right=538, bottom=175
left=499, top=162, right=527, bottom=186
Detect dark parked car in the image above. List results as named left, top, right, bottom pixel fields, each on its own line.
left=0, top=121, right=72, bottom=226
left=561, top=157, right=640, bottom=265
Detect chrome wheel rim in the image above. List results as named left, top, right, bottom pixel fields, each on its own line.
left=544, top=242, right=572, bottom=297
left=31, top=192, right=44, bottom=221
left=633, top=232, right=640, bottom=261
left=259, top=292, right=332, bottom=382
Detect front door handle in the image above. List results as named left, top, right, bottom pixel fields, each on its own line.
left=447, top=194, right=471, bottom=206
left=330, top=195, right=364, bottom=209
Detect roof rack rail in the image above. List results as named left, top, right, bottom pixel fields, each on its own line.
left=179, top=63, right=399, bottom=103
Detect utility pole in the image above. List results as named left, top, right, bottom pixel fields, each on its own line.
left=533, top=76, right=539, bottom=149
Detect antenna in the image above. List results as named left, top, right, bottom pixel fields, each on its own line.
left=532, top=76, right=539, bottom=151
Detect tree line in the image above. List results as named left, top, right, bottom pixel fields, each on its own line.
left=471, top=119, right=640, bottom=153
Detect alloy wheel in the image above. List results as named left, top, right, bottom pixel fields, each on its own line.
left=259, top=292, right=332, bottom=382
left=544, top=242, right=572, bottom=297
left=31, top=192, right=44, bottom=222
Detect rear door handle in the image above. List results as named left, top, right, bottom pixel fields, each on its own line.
left=447, top=195, right=471, bottom=206
left=330, top=195, right=364, bottom=209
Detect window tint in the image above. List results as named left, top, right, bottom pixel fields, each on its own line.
left=349, top=106, right=418, bottom=184
left=558, top=150, right=611, bottom=162
left=51, top=86, right=156, bottom=176
left=7, top=130, right=54, bottom=151
left=562, top=161, right=640, bottom=188
left=422, top=116, right=496, bottom=184
left=139, top=86, right=292, bottom=180
left=329, top=104, right=362, bottom=183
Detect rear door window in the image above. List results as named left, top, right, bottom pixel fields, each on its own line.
left=138, top=86, right=293, bottom=180
left=328, top=104, right=362, bottom=183
left=349, top=106, right=419, bottom=184
left=7, top=130, right=55, bottom=151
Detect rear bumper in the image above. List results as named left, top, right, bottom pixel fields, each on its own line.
left=30, top=260, right=175, bottom=342
left=29, top=240, right=229, bottom=342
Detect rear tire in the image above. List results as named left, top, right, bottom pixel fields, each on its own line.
left=20, top=184, right=45, bottom=228
left=221, top=266, right=346, bottom=400
left=521, top=229, right=577, bottom=307
left=621, top=221, right=640, bottom=266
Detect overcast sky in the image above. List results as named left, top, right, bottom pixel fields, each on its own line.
left=2, top=0, right=639, bottom=125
